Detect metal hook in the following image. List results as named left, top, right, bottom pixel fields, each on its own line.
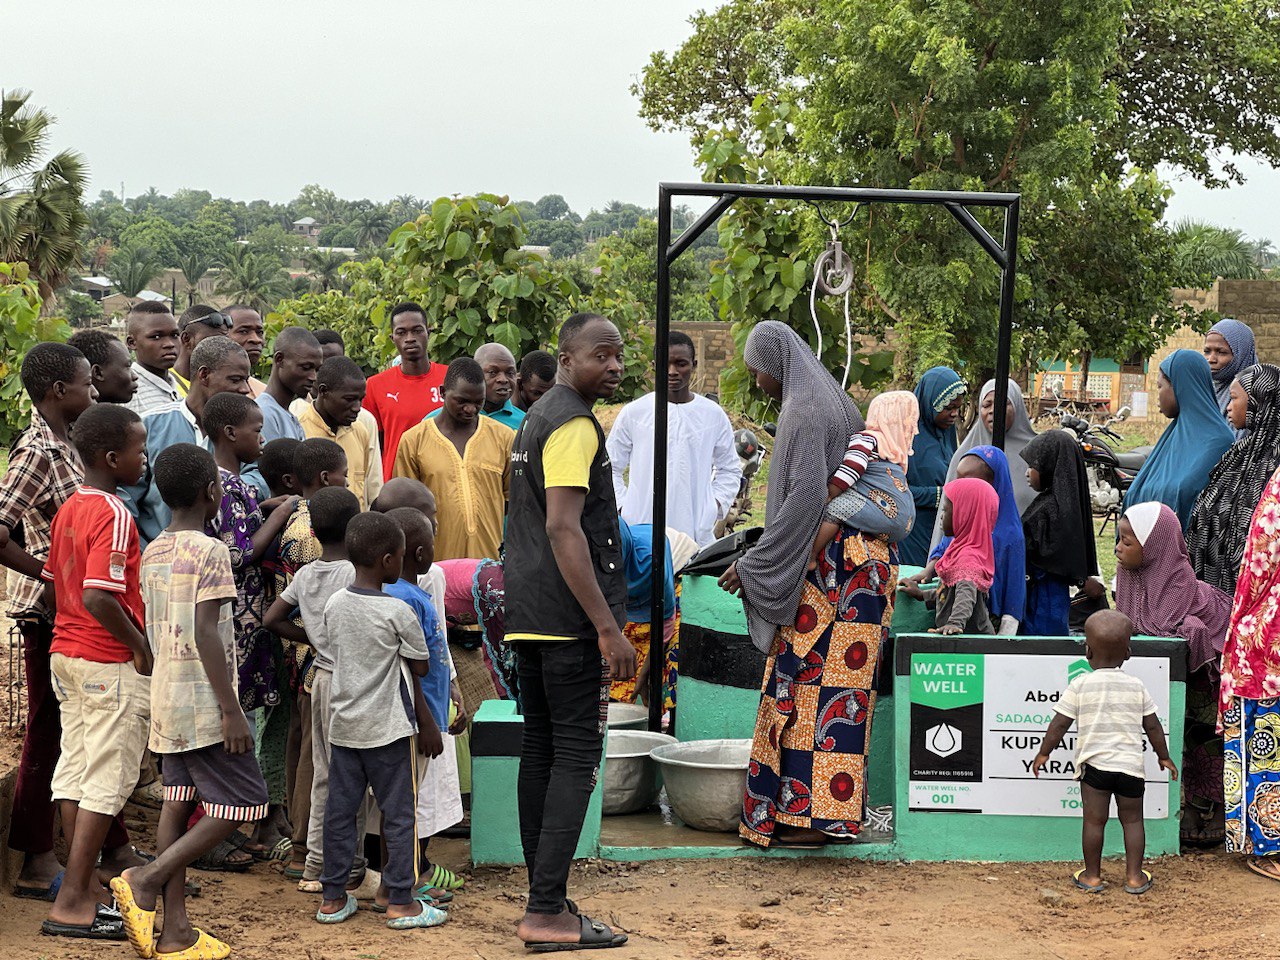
left=804, top=200, right=862, bottom=233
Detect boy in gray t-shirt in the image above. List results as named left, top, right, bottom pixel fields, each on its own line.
left=314, top=512, right=445, bottom=930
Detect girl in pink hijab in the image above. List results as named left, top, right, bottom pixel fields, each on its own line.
left=932, top=477, right=999, bottom=635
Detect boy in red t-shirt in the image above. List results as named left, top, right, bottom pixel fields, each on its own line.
left=40, top=403, right=152, bottom=942
left=363, top=302, right=446, bottom=476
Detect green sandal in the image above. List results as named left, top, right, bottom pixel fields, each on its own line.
left=424, top=864, right=465, bottom=892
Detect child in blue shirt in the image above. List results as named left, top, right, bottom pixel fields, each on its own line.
left=384, top=508, right=450, bottom=734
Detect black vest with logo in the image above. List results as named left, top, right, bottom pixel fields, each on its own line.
left=506, top=384, right=626, bottom=640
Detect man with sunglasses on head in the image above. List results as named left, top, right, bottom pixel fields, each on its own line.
left=172, top=305, right=232, bottom=394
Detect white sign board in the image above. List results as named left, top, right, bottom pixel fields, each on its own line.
left=907, top=652, right=1171, bottom=818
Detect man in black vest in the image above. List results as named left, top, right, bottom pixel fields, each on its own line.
left=506, top=312, right=635, bottom=951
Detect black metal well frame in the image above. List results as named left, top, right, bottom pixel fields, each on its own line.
left=646, top=181, right=1020, bottom=728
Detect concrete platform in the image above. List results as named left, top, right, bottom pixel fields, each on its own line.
left=598, top=801, right=898, bottom=862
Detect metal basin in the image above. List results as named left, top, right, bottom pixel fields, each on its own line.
left=651, top=739, right=752, bottom=832
left=606, top=702, right=649, bottom=731
left=603, top=731, right=677, bottom=816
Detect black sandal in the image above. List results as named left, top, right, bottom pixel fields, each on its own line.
left=193, top=837, right=254, bottom=873
left=525, top=913, right=628, bottom=952
left=41, top=903, right=127, bottom=941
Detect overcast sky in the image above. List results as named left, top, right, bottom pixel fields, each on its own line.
left=8, top=0, right=1275, bottom=242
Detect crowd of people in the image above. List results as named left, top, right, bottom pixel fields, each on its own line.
left=2, top=300, right=744, bottom=952
left=9, top=299, right=1280, bottom=950
left=717, top=316, right=1280, bottom=892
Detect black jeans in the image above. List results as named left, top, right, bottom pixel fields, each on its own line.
left=516, top=639, right=608, bottom=914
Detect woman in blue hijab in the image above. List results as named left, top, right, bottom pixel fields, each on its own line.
left=1125, top=349, right=1235, bottom=529
left=1204, top=318, right=1257, bottom=439
left=901, top=367, right=965, bottom=566
left=919, top=445, right=1027, bottom=633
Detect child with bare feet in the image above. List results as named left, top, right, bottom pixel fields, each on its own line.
left=112, top=444, right=267, bottom=959
left=808, top=392, right=918, bottom=570
left=1032, top=610, right=1177, bottom=895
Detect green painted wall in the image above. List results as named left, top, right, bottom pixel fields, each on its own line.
left=891, top=638, right=1186, bottom=862
left=470, top=700, right=605, bottom=865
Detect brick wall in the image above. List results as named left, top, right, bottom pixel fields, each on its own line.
left=670, top=321, right=738, bottom=396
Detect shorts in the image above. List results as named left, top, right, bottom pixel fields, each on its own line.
left=50, top=654, right=151, bottom=816
left=1081, top=763, right=1145, bottom=799
left=162, top=742, right=270, bottom=822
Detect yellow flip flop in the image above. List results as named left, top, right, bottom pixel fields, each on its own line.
left=109, top=876, right=156, bottom=959
left=155, top=928, right=231, bottom=960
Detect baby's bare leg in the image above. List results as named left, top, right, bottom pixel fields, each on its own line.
left=810, top=521, right=840, bottom=568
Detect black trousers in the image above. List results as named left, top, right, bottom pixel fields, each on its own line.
left=516, top=639, right=608, bottom=914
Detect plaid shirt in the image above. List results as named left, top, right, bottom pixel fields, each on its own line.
left=0, top=411, right=84, bottom=620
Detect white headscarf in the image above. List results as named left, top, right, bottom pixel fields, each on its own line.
left=1124, top=502, right=1161, bottom=546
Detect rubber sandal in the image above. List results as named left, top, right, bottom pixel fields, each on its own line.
left=130, top=780, right=166, bottom=810
left=387, top=901, right=449, bottom=929
left=525, top=913, right=628, bottom=952
left=372, top=892, right=449, bottom=914
left=1125, top=870, right=1154, bottom=895
left=413, top=879, right=453, bottom=904
left=316, top=893, right=358, bottom=924
left=154, top=928, right=231, bottom=960
left=425, top=863, right=466, bottom=891
left=110, top=875, right=157, bottom=957
left=298, top=879, right=323, bottom=894
left=1072, top=869, right=1105, bottom=893
left=255, top=837, right=292, bottom=863
left=41, top=902, right=127, bottom=941
left=1247, top=857, right=1280, bottom=882
left=14, top=869, right=64, bottom=901
left=283, top=864, right=306, bottom=880
left=193, top=838, right=253, bottom=873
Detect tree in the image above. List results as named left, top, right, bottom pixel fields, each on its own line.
left=61, top=289, right=103, bottom=327
left=244, top=223, right=306, bottom=267
left=1170, top=220, right=1265, bottom=283
left=120, top=216, right=181, bottom=268
left=216, top=244, right=291, bottom=312
left=302, top=247, right=350, bottom=292
left=177, top=250, right=218, bottom=307
left=353, top=205, right=393, bottom=249
left=637, top=0, right=1233, bottom=390
left=527, top=218, right=585, bottom=259
left=107, top=244, right=164, bottom=300
left=0, top=89, right=89, bottom=297
left=268, top=194, right=584, bottom=373
left=0, top=261, right=71, bottom=445
left=534, top=194, right=572, bottom=221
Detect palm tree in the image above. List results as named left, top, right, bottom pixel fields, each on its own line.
left=353, top=206, right=393, bottom=249
left=107, top=244, right=164, bottom=299
left=302, top=247, right=349, bottom=292
left=1171, top=219, right=1263, bottom=282
left=0, top=88, right=89, bottom=297
left=216, top=244, right=291, bottom=312
left=178, top=250, right=218, bottom=307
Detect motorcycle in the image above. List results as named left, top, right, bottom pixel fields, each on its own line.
left=1057, top=407, right=1151, bottom=528
left=715, top=423, right=775, bottom=538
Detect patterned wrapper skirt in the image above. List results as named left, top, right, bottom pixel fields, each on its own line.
left=610, top=583, right=682, bottom=708
left=740, top=529, right=898, bottom=847
left=1224, top=696, right=1280, bottom=856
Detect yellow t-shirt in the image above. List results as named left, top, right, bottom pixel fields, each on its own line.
left=508, top=416, right=601, bottom=642
left=543, top=417, right=598, bottom=489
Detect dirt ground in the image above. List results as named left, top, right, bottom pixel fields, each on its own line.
left=1, top=798, right=1274, bottom=960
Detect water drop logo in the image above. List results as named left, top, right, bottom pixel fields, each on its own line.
left=925, top=723, right=962, bottom=758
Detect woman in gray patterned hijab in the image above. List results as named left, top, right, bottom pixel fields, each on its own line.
left=719, top=321, right=862, bottom=650
left=722, top=321, right=903, bottom=850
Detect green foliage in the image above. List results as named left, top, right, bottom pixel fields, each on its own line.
left=1170, top=219, right=1265, bottom=284
left=0, top=89, right=88, bottom=297
left=120, top=216, right=181, bottom=267
left=0, top=262, right=71, bottom=445
left=268, top=195, right=583, bottom=374
left=107, top=244, right=164, bottom=299
left=642, top=0, right=1222, bottom=389
left=216, top=245, right=291, bottom=312
left=60, top=289, right=102, bottom=327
